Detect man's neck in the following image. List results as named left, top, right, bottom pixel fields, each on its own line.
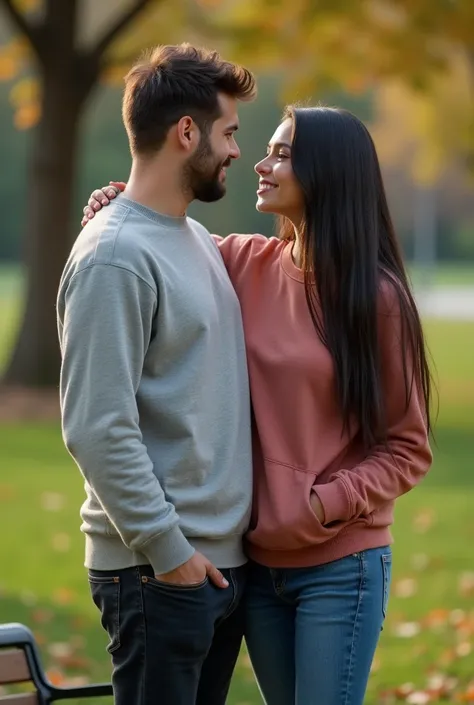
left=124, top=159, right=190, bottom=217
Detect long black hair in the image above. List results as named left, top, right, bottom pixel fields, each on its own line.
left=280, top=106, right=433, bottom=448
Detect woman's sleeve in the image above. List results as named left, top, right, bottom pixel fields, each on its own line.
left=314, top=281, right=433, bottom=524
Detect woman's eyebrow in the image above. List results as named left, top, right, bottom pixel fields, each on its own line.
left=267, top=141, right=292, bottom=150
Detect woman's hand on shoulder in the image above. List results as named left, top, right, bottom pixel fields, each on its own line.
left=81, top=181, right=126, bottom=226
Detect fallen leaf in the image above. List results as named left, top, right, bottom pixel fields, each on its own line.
left=31, top=609, right=53, bottom=624
left=459, top=573, right=474, bottom=597
left=411, top=553, right=430, bottom=571
left=393, top=621, right=421, bottom=638
left=394, top=577, right=418, bottom=598
left=41, top=491, right=66, bottom=511
left=46, top=668, right=65, bottom=686
left=20, top=590, right=37, bottom=606
left=406, top=692, right=432, bottom=704
left=53, top=587, right=75, bottom=605
left=412, top=509, right=436, bottom=533
left=51, top=533, right=71, bottom=552
left=455, top=642, right=472, bottom=657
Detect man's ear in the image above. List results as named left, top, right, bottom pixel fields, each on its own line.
left=176, top=116, right=200, bottom=152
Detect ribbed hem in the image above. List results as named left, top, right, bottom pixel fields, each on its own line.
left=85, top=533, right=247, bottom=573
left=142, top=524, right=196, bottom=574
left=313, top=478, right=353, bottom=524
left=246, top=526, right=393, bottom=569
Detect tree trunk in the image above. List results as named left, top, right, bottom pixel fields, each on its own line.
left=1, top=0, right=150, bottom=389
left=3, top=74, right=82, bottom=387
left=2, top=0, right=91, bottom=387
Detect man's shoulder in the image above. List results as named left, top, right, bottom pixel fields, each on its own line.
left=186, top=217, right=213, bottom=241
left=65, top=205, right=159, bottom=290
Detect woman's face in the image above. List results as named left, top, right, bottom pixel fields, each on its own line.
left=254, top=118, right=305, bottom=224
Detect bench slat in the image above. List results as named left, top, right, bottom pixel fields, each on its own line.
left=0, top=650, right=31, bottom=685
left=0, top=694, right=38, bottom=704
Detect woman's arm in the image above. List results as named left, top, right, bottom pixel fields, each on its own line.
left=313, top=282, right=433, bottom=524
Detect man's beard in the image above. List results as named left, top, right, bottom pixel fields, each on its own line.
left=183, top=134, right=230, bottom=203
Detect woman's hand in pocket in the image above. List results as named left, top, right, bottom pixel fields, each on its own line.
left=310, top=491, right=326, bottom=524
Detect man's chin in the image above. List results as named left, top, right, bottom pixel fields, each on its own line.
left=195, top=184, right=226, bottom=203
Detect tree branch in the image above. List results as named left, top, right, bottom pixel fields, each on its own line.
left=91, top=0, right=154, bottom=62
left=1, top=0, right=45, bottom=59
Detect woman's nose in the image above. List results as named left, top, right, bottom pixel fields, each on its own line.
left=254, top=158, right=271, bottom=175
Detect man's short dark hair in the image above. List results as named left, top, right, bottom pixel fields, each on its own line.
left=122, top=43, right=257, bottom=155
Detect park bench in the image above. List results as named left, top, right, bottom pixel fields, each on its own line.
left=0, top=623, right=112, bottom=703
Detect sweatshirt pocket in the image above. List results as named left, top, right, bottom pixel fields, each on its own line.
left=247, top=461, right=343, bottom=551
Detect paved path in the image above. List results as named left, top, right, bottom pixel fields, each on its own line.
left=416, top=286, right=474, bottom=320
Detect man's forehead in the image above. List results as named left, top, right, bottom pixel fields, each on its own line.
left=217, top=93, right=239, bottom=126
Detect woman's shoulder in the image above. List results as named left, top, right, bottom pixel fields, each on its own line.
left=378, top=269, right=409, bottom=317
left=216, top=233, right=283, bottom=271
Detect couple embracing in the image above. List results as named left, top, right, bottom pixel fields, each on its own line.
left=57, top=43, right=432, bottom=705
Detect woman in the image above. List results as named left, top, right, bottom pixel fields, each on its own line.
left=82, top=106, right=433, bottom=705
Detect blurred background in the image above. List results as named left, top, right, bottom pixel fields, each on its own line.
left=0, top=0, right=473, bottom=703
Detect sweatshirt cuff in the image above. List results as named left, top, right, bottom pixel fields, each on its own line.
left=142, top=524, right=195, bottom=575
left=313, top=478, right=353, bottom=524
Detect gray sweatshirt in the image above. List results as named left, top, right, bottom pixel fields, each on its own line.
left=57, top=196, right=252, bottom=575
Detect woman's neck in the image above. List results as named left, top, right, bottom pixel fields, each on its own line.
left=291, top=229, right=304, bottom=269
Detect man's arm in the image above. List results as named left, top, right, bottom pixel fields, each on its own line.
left=59, top=263, right=194, bottom=575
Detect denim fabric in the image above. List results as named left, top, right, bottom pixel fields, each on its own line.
left=89, top=563, right=247, bottom=705
left=245, top=547, right=392, bottom=705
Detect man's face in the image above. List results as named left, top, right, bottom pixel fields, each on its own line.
left=184, top=94, right=241, bottom=203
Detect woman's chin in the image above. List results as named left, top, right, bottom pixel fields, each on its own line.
left=256, top=198, right=277, bottom=214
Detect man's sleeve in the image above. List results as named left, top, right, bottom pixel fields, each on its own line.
left=59, top=263, right=194, bottom=574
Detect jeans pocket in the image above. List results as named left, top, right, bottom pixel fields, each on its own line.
left=381, top=552, right=392, bottom=619
left=88, top=574, right=121, bottom=653
left=141, top=575, right=209, bottom=592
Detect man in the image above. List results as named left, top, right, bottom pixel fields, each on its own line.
left=57, top=44, right=256, bottom=705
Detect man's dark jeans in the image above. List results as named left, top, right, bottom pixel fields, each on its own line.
left=88, top=563, right=247, bottom=705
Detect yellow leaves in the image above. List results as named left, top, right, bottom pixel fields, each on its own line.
left=9, top=77, right=41, bottom=130
left=9, top=77, right=38, bottom=107
left=0, top=55, right=18, bottom=80
left=101, top=64, right=129, bottom=87
left=14, top=103, right=40, bottom=130
left=371, top=47, right=473, bottom=184
left=0, top=38, right=30, bottom=81
left=14, top=0, right=42, bottom=12
left=195, top=0, right=225, bottom=7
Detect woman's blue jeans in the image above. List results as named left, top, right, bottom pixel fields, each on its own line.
left=245, top=547, right=392, bottom=705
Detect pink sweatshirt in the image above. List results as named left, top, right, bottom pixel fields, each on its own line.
left=217, top=234, right=432, bottom=568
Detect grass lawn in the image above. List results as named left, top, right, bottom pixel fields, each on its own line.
left=0, top=271, right=474, bottom=703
